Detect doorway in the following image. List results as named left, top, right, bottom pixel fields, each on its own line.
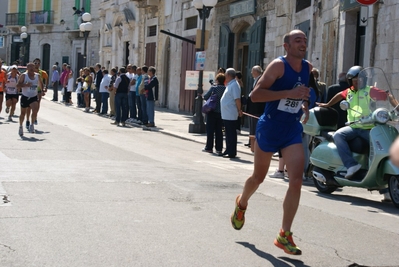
left=42, top=44, right=51, bottom=74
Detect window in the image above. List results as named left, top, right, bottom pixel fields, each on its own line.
left=296, top=0, right=311, bottom=13
left=147, top=25, right=157, bottom=37
left=185, top=16, right=198, bottom=30
left=239, top=27, right=250, bottom=43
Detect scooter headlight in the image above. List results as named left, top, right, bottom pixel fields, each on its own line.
left=373, top=108, right=389, bottom=124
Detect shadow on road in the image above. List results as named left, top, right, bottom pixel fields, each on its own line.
left=236, top=241, right=311, bottom=267
left=311, top=191, right=399, bottom=215
left=19, top=136, right=45, bottom=142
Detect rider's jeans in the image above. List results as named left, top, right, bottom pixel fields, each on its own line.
left=333, top=126, right=370, bottom=169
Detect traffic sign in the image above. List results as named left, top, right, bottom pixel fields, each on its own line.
left=356, top=0, right=378, bottom=5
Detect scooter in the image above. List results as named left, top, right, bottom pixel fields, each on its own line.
left=303, top=67, right=399, bottom=208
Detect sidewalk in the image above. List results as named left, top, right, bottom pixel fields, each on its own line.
left=43, top=92, right=254, bottom=156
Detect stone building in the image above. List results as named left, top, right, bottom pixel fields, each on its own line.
left=4, top=0, right=399, bottom=111
left=5, top=0, right=101, bottom=76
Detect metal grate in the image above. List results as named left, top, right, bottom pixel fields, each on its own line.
left=148, top=25, right=157, bottom=37
left=185, top=16, right=198, bottom=30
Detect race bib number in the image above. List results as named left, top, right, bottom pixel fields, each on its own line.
left=8, top=87, right=16, bottom=92
left=277, top=98, right=302, bottom=114
left=30, top=85, right=37, bottom=91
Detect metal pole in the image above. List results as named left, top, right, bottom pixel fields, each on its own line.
left=84, top=31, right=89, bottom=67
left=188, top=6, right=207, bottom=133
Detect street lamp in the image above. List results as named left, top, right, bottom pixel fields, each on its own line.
left=79, top=12, right=92, bottom=67
left=20, top=26, right=28, bottom=65
left=188, top=0, right=218, bottom=134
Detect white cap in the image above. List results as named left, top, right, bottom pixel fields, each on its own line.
left=10, top=65, right=18, bottom=70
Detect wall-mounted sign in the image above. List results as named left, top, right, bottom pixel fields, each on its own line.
left=0, top=36, right=4, bottom=48
left=12, top=35, right=22, bottom=43
left=185, top=70, right=214, bottom=93
left=230, top=0, right=256, bottom=19
left=195, top=51, right=206, bottom=71
left=357, top=0, right=378, bottom=5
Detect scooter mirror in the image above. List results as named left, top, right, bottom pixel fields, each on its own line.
left=340, top=100, right=350, bottom=111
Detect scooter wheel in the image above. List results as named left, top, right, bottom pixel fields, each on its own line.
left=312, top=167, right=338, bottom=194
left=388, top=175, right=399, bottom=209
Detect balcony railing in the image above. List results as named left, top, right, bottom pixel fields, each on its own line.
left=30, top=10, right=54, bottom=25
left=6, top=13, right=27, bottom=26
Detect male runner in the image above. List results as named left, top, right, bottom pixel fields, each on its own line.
left=231, top=30, right=312, bottom=255
left=17, top=62, right=43, bottom=135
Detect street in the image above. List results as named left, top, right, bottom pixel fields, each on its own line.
left=0, top=97, right=398, bottom=267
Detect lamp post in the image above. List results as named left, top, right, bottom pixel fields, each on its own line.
left=188, top=0, right=218, bottom=133
left=79, top=12, right=92, bottom=67
left=20, top=26, right=28, bottom=65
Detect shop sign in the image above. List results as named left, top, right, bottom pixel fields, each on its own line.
left=230, top=0, right=256, bottom=19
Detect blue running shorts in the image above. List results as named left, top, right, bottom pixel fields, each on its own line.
left=256, top=117, right=303, bottom=153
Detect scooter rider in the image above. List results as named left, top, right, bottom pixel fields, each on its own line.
left=317, top=66, right=394, bottom=179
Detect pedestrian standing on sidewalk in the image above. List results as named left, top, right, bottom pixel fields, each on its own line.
left=138, top=66, right=149, bottom=125
left=135, top=67, right=143, bottom=124
left=202, top=73, right=226, bottom=155
left=108, top=68, right=117, bottom=118
left=230, top=29, right=312, bottom=256
left=83, top=67, right=93, bottom=112
left=99, top=69, right=111, bottom=115
left=51, top=65, right=59, bottom=101
left=60, top=63, right=68, bottom=103
left=94, top=63, right=103, bottom=113
left=245, top=65, right=264, bottom=150
left=220, top=68, right=242, bottom=158
left=144, top=66, right=159, bottom=127
left=111, top=67, right=129, bottom=126
left=66, top=65, right=74, bottom=105
left=235, top=71, right=245, bottom=135
left=126, top=64, right=138, bottom=122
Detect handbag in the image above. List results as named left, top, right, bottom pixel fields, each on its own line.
left=202, top=93, right=218, bottom=114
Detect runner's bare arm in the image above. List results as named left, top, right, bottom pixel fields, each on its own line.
left=16, top=74, right=27, bottom=89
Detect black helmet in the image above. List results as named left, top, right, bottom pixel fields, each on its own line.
left=346, top=66, right=363, bottom=87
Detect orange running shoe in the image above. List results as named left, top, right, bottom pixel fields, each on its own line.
left=274, top=229, right=302, bottom=255
left=231, top=194, right=246, bottom=230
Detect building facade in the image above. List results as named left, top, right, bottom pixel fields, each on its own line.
left=4, top=0, right=399, bottom=112
left=5, top=0, right=101, bottom=76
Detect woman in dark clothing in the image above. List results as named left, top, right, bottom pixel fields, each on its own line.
left=202, top=73, right=226, bottom=155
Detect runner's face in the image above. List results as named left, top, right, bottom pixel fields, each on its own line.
left=286, top=32, right=307, bottom=59
left=33, top=61, right=40, bottom=70
left=27, top=64, right=35, bottom=73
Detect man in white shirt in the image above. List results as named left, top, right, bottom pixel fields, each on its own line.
left=126, top=64, right=138, bottom=122
left=99, top=69, right=111, bottom=115
left=220, top=68, right=242, bottom=158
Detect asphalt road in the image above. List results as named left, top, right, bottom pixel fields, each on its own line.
left=0, top=99, right=398, bottom=267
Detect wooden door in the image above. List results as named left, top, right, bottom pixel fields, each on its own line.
left=322, top=20, right=337, bottom=87
left=246, top=17, right=266, bottom=96
left=145, top=42, right=156, bottom=67
left=179, top=36, right=196, bottom=113
left=218, top=24, right=234, bottom=69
